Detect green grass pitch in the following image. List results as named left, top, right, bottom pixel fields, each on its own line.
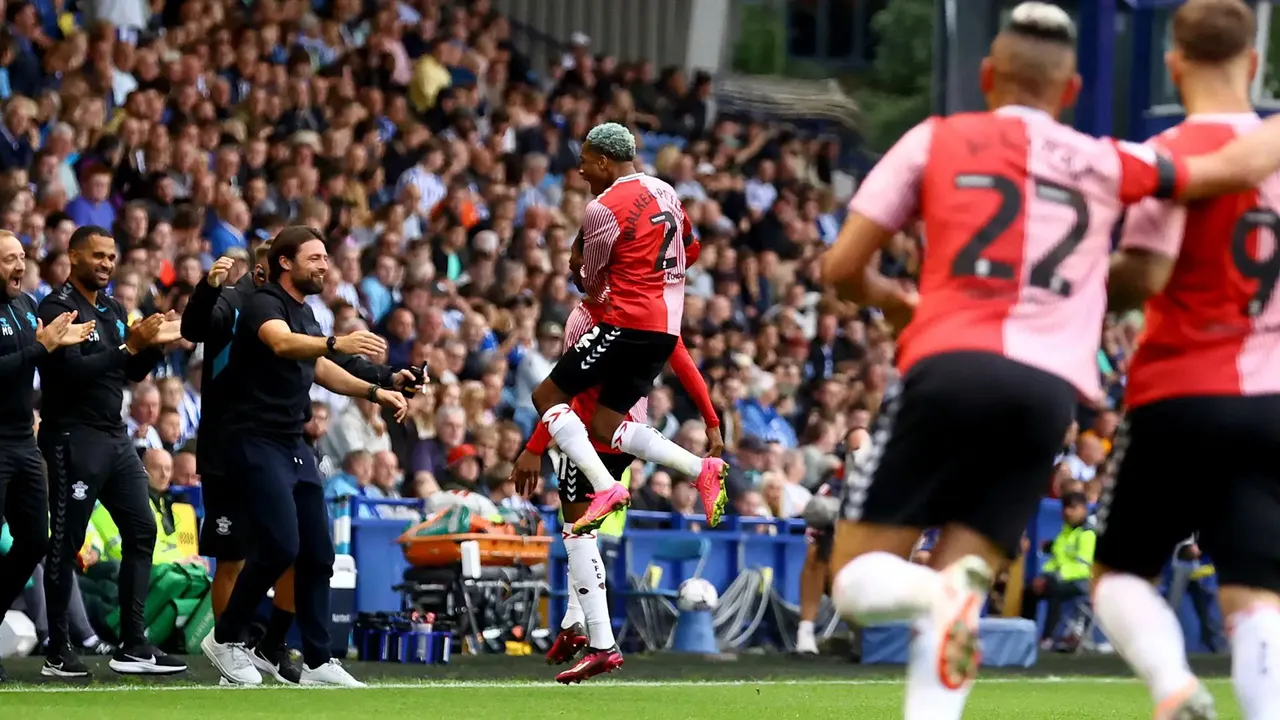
left=0, top=653, right=1242, bottom=718
left=0, top=677, right=1246, bottom=719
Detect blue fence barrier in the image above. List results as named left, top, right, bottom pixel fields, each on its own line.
left=160, top=490, right=1220, bottom=651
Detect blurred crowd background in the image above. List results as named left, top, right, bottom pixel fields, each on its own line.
left=0, top=0, right=1123, bottom=527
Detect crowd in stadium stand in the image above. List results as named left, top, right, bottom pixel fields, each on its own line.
left=0, top=0, right=1133, bottom=521
left=0, top=0, right=902, bottom=526
left=0, top=0, right=1148, bottom=664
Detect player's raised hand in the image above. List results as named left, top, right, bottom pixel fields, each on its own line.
left=373, top=387, right=408, bottom=422
left=207, top=256, right=236, bottom=288
left=511, top=449, right=542, bottom=498
left=706, top=425, right=724, bottom=458
left=125, top=313, right=166, bottom=352
left=334, top=330, right=387, bottom=357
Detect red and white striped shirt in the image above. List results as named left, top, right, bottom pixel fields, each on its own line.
left=850, top=106, right=1187, bottom=399
left=1122, top=113, right=1280, bottom=407
left=581, top=172, right=692, bottom=335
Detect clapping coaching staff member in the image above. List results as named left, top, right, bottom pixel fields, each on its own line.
left=183, top=245, right=418, bottom=684
left=202, top=227, right=407, bottom=687
left=37, top=225, right=187, bottom=678
left=0, top=231, right=94, bottom=682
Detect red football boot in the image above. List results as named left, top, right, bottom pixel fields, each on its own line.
left=555, top=646, right=624, bottom=684
left=545, top=623, right=588, bottom=665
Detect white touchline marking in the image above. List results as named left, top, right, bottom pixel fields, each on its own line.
left=0, top=676, right=1230, bottom=694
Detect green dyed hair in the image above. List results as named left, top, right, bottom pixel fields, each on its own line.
left=584, top=122, right=637, bottom=162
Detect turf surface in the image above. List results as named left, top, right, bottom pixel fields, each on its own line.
left=0, top=654, right=1241, bottom=719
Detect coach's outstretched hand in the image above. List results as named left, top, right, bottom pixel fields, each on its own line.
left=373, top=387, right=408, bottom=422
left=511, top=449, right=541, bottom=498
left=36, top=311, right=95, bottom=351
left=335, top=330, right=387, bottom=357
left=206, top=256, right=236, bottom=288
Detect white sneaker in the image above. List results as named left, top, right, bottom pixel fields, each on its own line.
left=300, top=659, right=366, bottom=687
left=201, top=634, right=262, bottom=686
left=930, top=555, right=993, bottom=691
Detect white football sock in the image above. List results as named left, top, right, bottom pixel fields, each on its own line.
left=833, top=551, right=942, bottom=625
left=1231, top=605, right=1280, bottom=719
left=543, top=404, right=618, bottom=493
left=563, top=523, right=615, bottom=649
left=796, top=620, right=818, bottom=653
left=562, top=567, right=585, bottom=630
left=1093, top=573, right=1197, bottom=703
left=904, top=615, right=975, bottom=720
left=612, top=421, right=702, bottom=476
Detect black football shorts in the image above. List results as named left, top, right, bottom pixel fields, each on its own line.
left=840, top=350, right=1076, bottom=557
left=547, top=323, right=677, bottom=416
left=1095, top=394, right=1280, bottom=592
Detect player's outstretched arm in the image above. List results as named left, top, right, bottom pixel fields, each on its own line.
left=1180, top=114, right=1280, bottom=200
left=257, top=318, right=332, bottom=360
left=821, top=118, right=929, bottom=323
left=328, top=352, right=394, bottom=387
left=669, top=336, right=719, bottom=429
left=315, top=356, right=408, bottom=420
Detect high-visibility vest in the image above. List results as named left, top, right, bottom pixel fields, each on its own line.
left=597, top=468, right=631, bottom=540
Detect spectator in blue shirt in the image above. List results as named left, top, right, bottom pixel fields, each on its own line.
left=740, top=375, right=799, bottom=449
left=207, top=197, right=250, bottom=258
left=360, top=254, right=400, bottom=324
left=65, top=165, right=116, bottom=229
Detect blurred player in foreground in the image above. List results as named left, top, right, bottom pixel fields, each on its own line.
left=820, top=3, right=1280, bottom=719
left=1095, top=1, right=1280, bottom=718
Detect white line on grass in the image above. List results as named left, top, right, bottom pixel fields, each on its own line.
left=0, top=676, right=1174, bottom=694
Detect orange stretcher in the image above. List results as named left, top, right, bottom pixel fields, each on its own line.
left=399, top=532, right=552, bottom=568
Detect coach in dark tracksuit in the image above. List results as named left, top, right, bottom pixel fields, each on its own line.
left=0, top=231, right=96, bottom=682
left=37, top=226, right=187, bottom=679
left=182, top=247, right=409, bottom=683
left=201, top=226, right=406, bottom=687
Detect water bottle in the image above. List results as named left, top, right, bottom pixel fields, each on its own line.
left=410, top=611, right=429, bottom=662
